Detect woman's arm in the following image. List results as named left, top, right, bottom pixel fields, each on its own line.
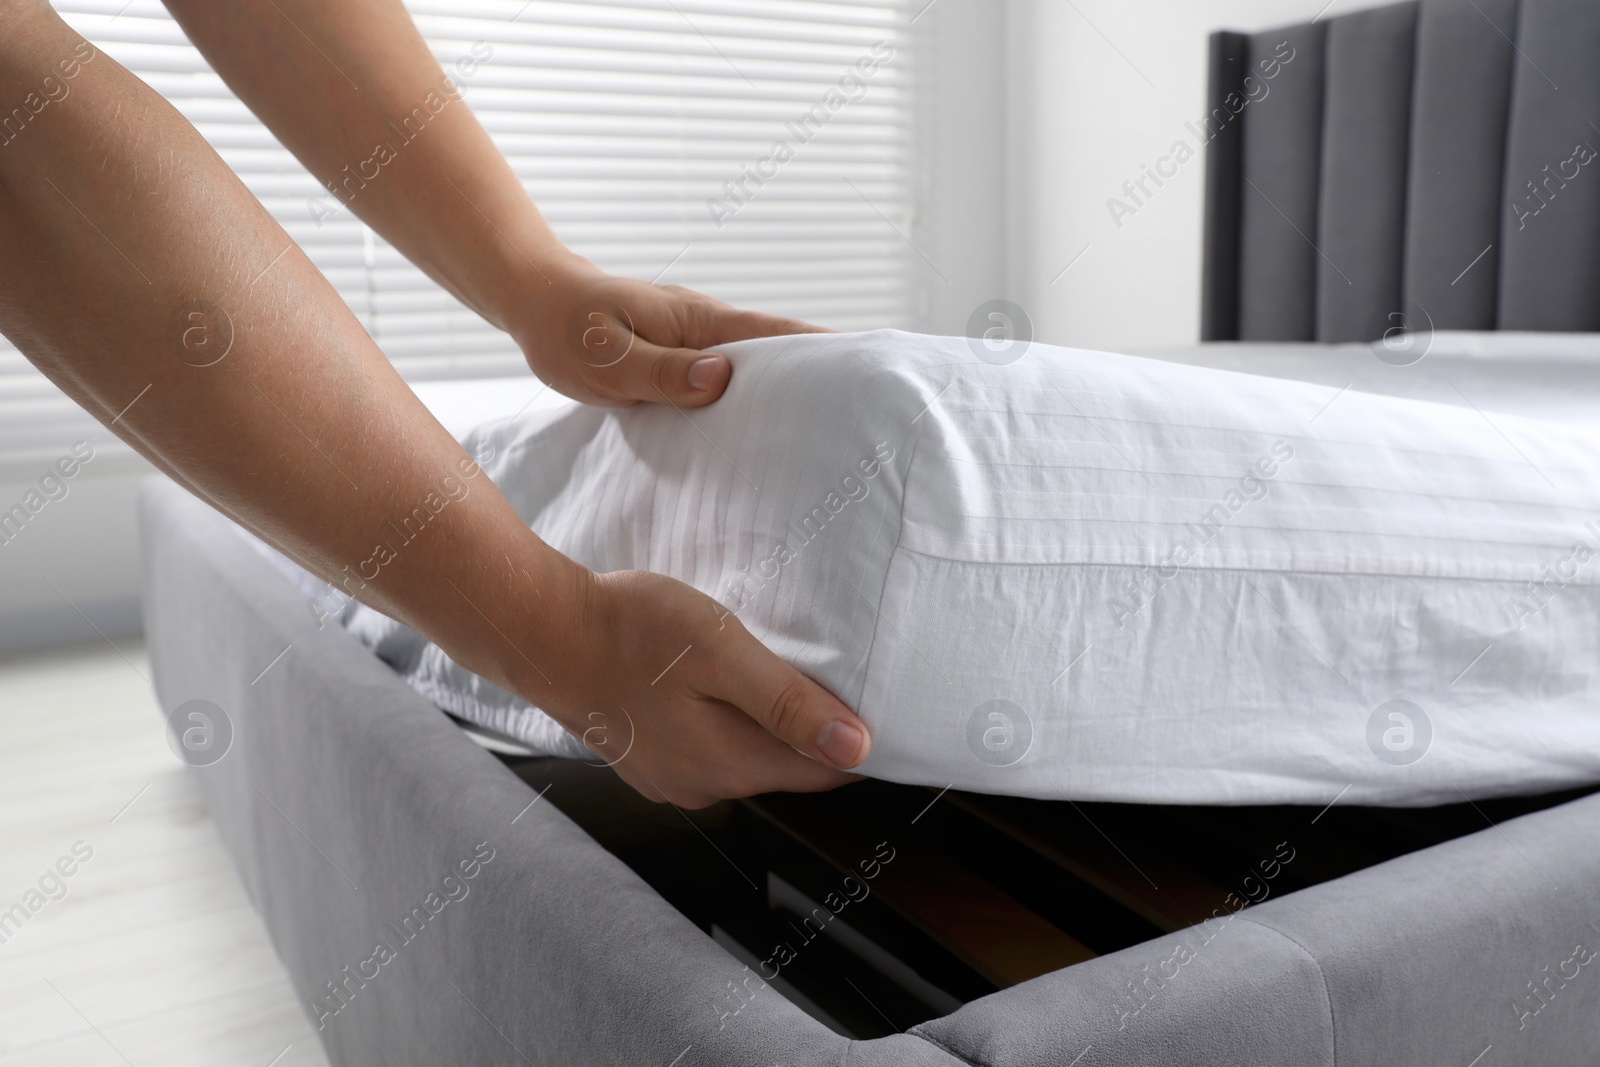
left=160, top=0, right=822, bottom=408
left=0, top=1, right=869, bottom=807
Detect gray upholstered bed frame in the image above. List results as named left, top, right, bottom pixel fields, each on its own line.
left=141, top=1, right=1600, bottom=1062
left=144, top=474, right=1600, bottom=1064
left=1201, top=0, right=1600, bottom=342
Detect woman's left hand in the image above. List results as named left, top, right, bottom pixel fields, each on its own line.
left=508, top=253, right=828, bottom=408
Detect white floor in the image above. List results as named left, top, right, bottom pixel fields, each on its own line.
left=0, top=642, right=330, bottom=1067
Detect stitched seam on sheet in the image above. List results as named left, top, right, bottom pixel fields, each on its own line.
left=853, top=421, right=925, bottom=724
left=899, top=1027, right=987, bottom=1067
left=887, top=542, right=1600, bottom=587
left=823, top=354, right=894, bottom=706
left=1235, top=916, right=1338, bottom=1065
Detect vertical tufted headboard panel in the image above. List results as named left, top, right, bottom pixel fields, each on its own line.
left=1202, top=0, right=1600, bottom=341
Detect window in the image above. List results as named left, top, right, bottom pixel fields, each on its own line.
left=1, top=0, right=918, bottom=478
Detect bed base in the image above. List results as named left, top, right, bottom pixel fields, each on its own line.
left=142, top=478, right=1600, bottom=1066
left=509, top=755, right=1595, bottom=1039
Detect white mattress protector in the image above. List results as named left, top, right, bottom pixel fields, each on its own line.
left=310, top=330, right=1600, bottom=805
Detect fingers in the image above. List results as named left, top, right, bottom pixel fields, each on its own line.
left=635, top=741, right=862, bottom=810
left=683, top=303, right=832, bottom=348
left=583, top=571, right=871, bottom=807
left=559, top=280, right=829, bottom=407
left=718, top=633, right=872, bottom=770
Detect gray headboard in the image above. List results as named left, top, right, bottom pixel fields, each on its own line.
left=1201, top=0, right=1600, bottom=342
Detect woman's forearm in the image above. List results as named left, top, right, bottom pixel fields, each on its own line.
left=0, top=2, right=582, bottom=698
left=160, top=0, right=562, bottom=338
left=0, top=1, right=871, bottom=804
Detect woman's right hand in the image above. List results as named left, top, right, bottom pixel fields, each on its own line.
left=529, top=568, right=872, bottom=809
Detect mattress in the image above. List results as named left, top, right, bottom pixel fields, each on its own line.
left=326, top=329, right=1600, bottom=807
left=1132, top=331, right=1600, bottom=426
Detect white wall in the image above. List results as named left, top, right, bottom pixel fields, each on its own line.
left=908, top=0, right=1010, bottom=338
left=1000, top=0, right=1350, bottom=352
left=0, top=467, right=152, bottom=653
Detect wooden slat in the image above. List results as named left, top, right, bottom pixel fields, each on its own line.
left=947, top=793, right=1231, bottom=933
left=742, top=795, right=1095, bottom=987
left=509, top=757, right=1598, bottom=1042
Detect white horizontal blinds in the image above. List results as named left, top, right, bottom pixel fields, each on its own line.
left=0, top=0, right=915, bottom=476
left=407, top=0, right=915, bottom=327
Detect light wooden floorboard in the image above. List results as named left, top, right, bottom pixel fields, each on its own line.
left=0, top=642, right=331, bottom=1067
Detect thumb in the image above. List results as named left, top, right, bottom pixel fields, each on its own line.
left=562, top=302, right=731, bottom=407
left=720, top=634, right=872, bottom=769
left=617, top=336, right=731, bottom=407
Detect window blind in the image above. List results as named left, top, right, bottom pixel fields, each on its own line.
left=1, top=0, right=916, bottom=478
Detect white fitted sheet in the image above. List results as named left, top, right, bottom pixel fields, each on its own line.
left=324, top=330, right=1600, bottom=804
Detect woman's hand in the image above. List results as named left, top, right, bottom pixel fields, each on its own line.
left=505, top=253, right=828, bottom=409
left=529, top=568, right=872, bottom=809
left=133, top=0, right=851, bottom=804
left=3, top=0, right=859, bottom=808
left=167, top=0, right=826, bottom=412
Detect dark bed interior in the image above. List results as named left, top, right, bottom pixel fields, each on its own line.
left=503, top=753, right=1594, bottom=1039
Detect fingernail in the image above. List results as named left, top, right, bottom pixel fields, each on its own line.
left=816, top=720, right=867, bottom=768
left=687, top=356, right=723, bottom=391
